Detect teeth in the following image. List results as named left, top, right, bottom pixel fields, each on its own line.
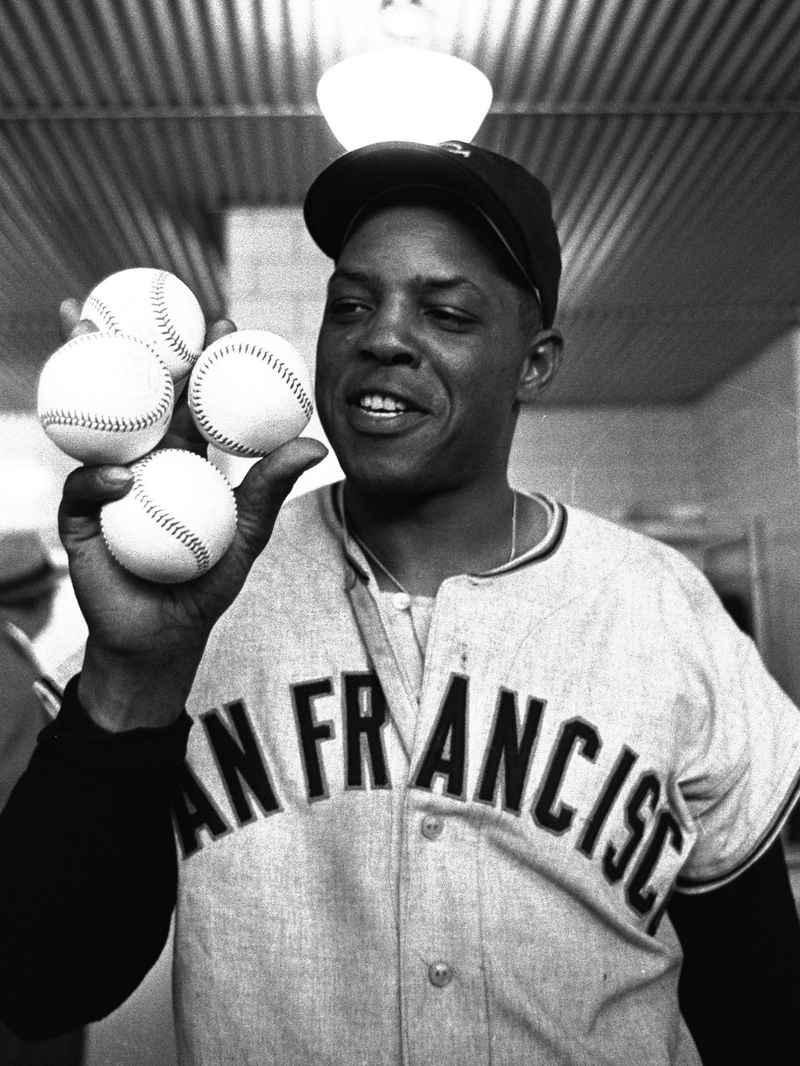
left=358, top=393, right=408, bottom=413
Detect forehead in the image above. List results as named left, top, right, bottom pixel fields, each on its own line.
left=338, top=200, right=521, bottom=284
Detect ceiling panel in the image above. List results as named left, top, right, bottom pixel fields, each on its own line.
left=0, top=0, right=798, bottom=410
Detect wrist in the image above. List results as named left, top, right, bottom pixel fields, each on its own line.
left=78, top=638, right=204, bottom=732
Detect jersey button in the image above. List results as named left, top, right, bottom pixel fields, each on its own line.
left=428, top=961, right=453, bottom=988
left=421, top=814, right=444, bottom=840
left=392, top=592, right=411, bottom=611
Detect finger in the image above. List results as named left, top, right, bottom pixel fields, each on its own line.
left=158, top=385, right=207, bottom=455
left=58, top=465, right=133, bottom=540
left=205, top=318, right=237, bottom=347
left=59, top=298, right=81, bottom=341
left=233, top=438, right=328, bottom=561
left=59, top=298, right=98, bottom=343
left=153, top=317, right=237, bottom=455
left=158, top=319, right=236, bottom=454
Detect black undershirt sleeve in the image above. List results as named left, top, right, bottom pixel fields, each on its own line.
left=669, top=838, right=800, bottom=1066
left=0, top=674, right=190, bottom=1039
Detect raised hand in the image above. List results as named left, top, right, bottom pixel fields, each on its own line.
left=56, top=300, right=326, bottom=730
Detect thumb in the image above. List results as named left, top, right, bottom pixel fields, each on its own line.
left=59, top=297, right=98, bottom=343
left=233, top=437, right=327, bottom=561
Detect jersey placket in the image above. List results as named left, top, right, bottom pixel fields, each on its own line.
left=398, top=576, right=493, bottom=1066
left=346, top=564, right=494, bottom=1064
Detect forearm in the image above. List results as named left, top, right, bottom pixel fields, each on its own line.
left=79, top=636, right=205, bottom=731
left=0, top=675, right=190, bottom=1038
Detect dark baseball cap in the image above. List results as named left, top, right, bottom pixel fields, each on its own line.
left=303, top=139, right=562, bottom=328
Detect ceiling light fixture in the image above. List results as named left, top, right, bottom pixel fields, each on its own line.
left=316, top=2, right=492, bottom=152
left=380, top=0, right=428, bottom=39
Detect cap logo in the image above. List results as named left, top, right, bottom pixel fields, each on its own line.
left=438, top=141, right=471, bottom=158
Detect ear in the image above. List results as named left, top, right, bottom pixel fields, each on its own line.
left=517, top=329, right=564, bottom=403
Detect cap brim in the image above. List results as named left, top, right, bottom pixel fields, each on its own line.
left=305, top=141, right=516, bottom=261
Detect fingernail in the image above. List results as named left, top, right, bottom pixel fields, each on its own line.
left=103, top=467, right=133, bottom=486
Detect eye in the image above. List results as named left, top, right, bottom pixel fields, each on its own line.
left=327, top=297, right=370, bottom=319
left=426, top=306, right=475, bottom=329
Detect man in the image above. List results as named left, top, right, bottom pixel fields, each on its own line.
left=0, top=140, right=799, bottom=1065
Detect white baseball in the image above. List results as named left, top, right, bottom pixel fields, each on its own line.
left=82, top=268, right=206, bottom=382
left=188, top=330, right=313, bottom=457
left=37, top=332, right=174, bottom=465
left=100, top=449, right=238, bottom=584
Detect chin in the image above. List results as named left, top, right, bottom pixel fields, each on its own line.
left=333, top=448, right=418, bottom=495
left=344, top=467, right=425, bottom=501
left=341, top=453, right=465, bottom=506
left=327, top=422, right=469, bottom=502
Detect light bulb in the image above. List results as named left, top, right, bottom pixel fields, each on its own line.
left=381, top=0, right=428, bottom=39
left=317, top=48, right=493, bottom=151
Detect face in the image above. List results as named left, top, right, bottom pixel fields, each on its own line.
left=315, top=202, right=560, bottom=500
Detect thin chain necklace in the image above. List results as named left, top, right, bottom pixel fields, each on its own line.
left=350, top=491, right=519, bottom=596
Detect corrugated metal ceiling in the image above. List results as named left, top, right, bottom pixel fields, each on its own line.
left=1, top=0, right=799, bottom=409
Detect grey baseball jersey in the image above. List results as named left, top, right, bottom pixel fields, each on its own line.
left=173, top=483, right=800, bottom=1065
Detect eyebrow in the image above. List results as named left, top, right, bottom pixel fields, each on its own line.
left=328, top=268, right=485, bottom=296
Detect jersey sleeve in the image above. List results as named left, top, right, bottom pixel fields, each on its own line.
left=665, top=559, right=800, bottom=894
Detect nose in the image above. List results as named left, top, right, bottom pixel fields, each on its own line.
left=359, top=298, right=419, bottom=367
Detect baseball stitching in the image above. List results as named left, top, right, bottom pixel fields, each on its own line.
left=191, top=340, right=313, bottom=457
left=128, top=454, right=211, bottom=575
left=86, top=272, right=196, bottom=370
left=39, top=334, right=173, bottom=433
left=40, top=407, right=169, bottom=433
left=84, top=294, right=122, bottom=333
left=153, top=271, right=196, bottom=370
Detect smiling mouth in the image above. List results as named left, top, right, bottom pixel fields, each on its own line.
left=354, top=392, right=413, bottom=417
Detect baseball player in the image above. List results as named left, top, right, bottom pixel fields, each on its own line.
left=1, top=141, right=800, bottom=1066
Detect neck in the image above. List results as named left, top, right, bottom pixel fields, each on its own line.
left=344, top=479, right=519, bottom=596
